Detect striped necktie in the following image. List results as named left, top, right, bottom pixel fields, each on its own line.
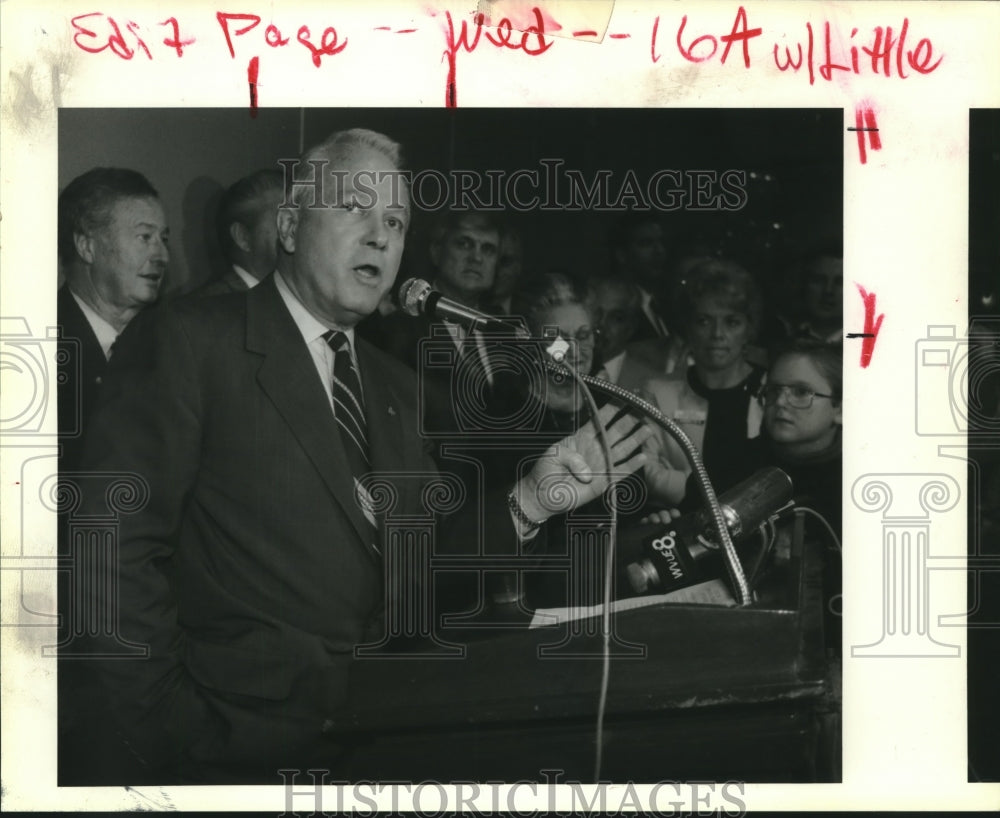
left=323, top=330, right=371, bottom=477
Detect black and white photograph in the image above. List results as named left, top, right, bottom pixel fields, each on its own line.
left=2, top=1, right=998, bottom=814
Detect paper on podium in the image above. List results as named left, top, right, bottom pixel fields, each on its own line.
left=528, top=579, right=737, bottom=628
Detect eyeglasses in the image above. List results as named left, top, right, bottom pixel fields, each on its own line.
left=759, top=384, right=836, bottom=409
left=544, top=326, right=599, bottom=345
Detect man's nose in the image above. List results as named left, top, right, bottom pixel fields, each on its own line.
left=710, top=320, right=725, bottom=338
left=151, top=236, right=170, bottom=262
left=362, top=214, right=389, bottom=249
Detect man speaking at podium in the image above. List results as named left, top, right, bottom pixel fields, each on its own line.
left=75, top=129, right=651, bottom=784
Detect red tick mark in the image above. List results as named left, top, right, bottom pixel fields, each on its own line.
left=855, top=284, right=884, bottom=367
left=247, top=55, right=259, bottom=117
left=852, top=103, right=882, bottom=164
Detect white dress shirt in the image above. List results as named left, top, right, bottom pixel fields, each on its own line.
left=71, top=291, right=118, bottom=360
left=274, top=272, right=361, bottom=412
left=232, top=264, right=260, bottom=290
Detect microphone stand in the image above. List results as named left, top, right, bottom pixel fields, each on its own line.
left=542, top=358, right=753, bottom=607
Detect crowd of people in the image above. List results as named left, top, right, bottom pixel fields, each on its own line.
left=55, top=128, right=844, bottom=783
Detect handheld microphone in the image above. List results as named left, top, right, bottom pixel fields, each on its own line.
left=623, top=467, right=794, bottom=595
left=399, top=278, right=509, bottom=332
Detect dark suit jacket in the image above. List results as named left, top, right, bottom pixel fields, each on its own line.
left=188, top=267, right=251, bottom=298
left=80, top=275, right=514, bottom=781
left=374, top=310, right=525, bottom=447
left=57, top=285, right=109, bottom=471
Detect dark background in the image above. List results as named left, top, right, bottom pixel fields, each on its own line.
left=967, top=107, right=1000, bottom=783
left=59, top=108, right=842, bottom=304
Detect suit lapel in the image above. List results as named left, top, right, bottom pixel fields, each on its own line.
left=58, top=286, right=108, bottom=374
left=246, top=278, right=374, bottom=550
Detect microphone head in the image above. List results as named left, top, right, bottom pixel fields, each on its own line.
left=399, top=278, right=432, bottom=317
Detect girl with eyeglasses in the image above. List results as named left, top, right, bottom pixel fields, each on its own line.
left=755, top=339, right=843, bottom=535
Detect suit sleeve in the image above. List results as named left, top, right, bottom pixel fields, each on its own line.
left=80, top=307, right=225, bottom=769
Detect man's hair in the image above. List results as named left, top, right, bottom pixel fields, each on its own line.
left=287, top=128, right=404, bottom=208
left=58, top=167, right=159, bottom=264
left=673, top=257, right=764, bottom=341
left=771, top=338, right=843, bottom=405
left=511, top=270, right=596, bottom=334
left=429, top=211, right=501, bottom=246
left=215, top=168, right=284, bottom=260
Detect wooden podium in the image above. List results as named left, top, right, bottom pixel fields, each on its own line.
left=332, top=530, right=837, bottom=782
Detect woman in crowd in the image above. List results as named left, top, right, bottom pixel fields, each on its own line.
left=478, top=271, right=674, bottom=609
left=642, top=257, right=767, bottom=506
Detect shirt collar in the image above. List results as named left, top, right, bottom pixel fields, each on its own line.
left=638, top=286, right=653, bottom=310
left=70, top=291, right=118, bottom=360
left=274, top=271, right=355, bottom=350
left=232, top=264, right=260, bottom=289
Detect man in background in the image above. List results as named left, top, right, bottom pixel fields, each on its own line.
left=609, top=212, right=672, bottom=342
left=56, top=166, right=168, bottom=784
left=195, top=168, right=284, bottom=296
left=489, top=225, right=524, bottom=314
left=376, top=211, right=505, bottom=440
left=57, top=166, right=169, bottom=469
left=590, top=276, right=665, bottom=392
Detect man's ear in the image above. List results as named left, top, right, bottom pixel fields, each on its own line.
left=229, top=222, right=252, bottom=254
left=73, top=232, right=95, bottom=265
left=276, top=207, right=298, bottom=253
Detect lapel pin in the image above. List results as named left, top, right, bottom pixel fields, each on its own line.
left=387, top=405, right=396, bottom=417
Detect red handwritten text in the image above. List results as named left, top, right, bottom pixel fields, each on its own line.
left=772, top=17, right=942, bottom=84
left=216, top=13, right=347, bottom=67
left=675, top=6, right=762, bottom=67
left=442, top=7, right=553, bottom=108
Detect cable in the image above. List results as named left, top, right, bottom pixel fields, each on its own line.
left=541, top=344, right=616, bottom=782
left=747, top=523, right=774, bottom=588
left=792, top=505, right=842, bottom=553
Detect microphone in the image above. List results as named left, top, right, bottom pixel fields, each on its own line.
left=622, top=467, right=794, bottom=596
left=398, top=278, right=509, bottom=332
